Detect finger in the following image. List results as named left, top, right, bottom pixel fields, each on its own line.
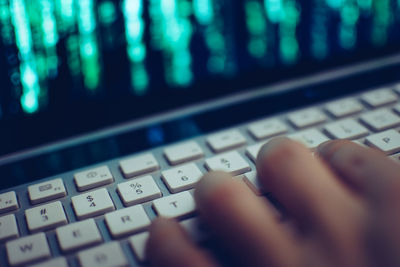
left=317, top=140, right=400, bottom=266
left=195, top=171, right=299, bottom=267
left=146, top=217, right=218, bottom=267
left=256, top=137, right=365, bottom=265
left=317, top=140, right=400, bottom=200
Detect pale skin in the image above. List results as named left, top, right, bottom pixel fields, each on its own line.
left=145, top=137, right=400, bottom=267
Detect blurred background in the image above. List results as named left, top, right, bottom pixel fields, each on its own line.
left=1, top=0, right=400, bottom=154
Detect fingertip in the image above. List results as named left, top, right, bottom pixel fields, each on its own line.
left=194, top=171, right=233, bottom=207
left=149, top=217, right=175, bottom=236
left=147, top=217, right=178, bottom=256
left=256, top=137, right=300, bottom=179
left=256, top=137, right=291, bottom=164
left=316, top=140, right=353, bottom=160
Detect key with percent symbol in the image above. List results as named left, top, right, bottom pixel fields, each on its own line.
left=117, top=176, right=162, bottom=206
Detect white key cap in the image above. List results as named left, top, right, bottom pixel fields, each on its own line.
left=6, top=233, right=51, bottom=266
left=152, top=191, right=196, bottom=218
left=56, top=219, right=102, bottom=252
left=246, top=142, right=266, bottom=162
left=27, top=257, right=68, bottom=267
left=117, top=176, right=162, bottom=206
left=248, top=119, right=288, bottom=140
left=25, top=201, right=67, bottom=233
left=181, top=218, right=209, bottom=242
left=243, top=171, right=263, bottom=195
left=119, top=153, right=159, bottom=178
left=394, top=104, right=400, bottom=115
left=288, top=108, right=327, bottom=128
left=129, top=232, right=149, bottom=262
left=28, top=178, right=66, bottom=205
left=161, top=163, right=203, bottom=193
left=325, top=98, right=364, bottom=118
left=361, top=88, right=398, bottom=108
left=289, top=129, right=330, bottom=149
left=105, top=205, right=150, bottom=238
left=164, top=141, right=204, bottom=165
left=324, top=119, right=369, bottom=139
left=72, top=188, right=115, bottom=220
left=0, top=214, right=19, bottom=241
left=360, top=109, right=400, bottom=131
left=205, top=151, right=251, bottom=176
left=74, top=166, right=114, bottom=191
left=78, top=242, right=128, bottom=267
left=395, top=84, right=400, bottom=94
left=395, top=84, right=400, bottom=95
left=366, top=130, right=400, bottom=155
left=207, top=129, right=247, bottom=153
left=0, top=191, right=18, bottom=214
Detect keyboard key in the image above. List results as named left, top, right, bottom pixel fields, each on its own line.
left=152, top=191, right=196, bottom=218
left=6, top=233, right=51, bottom=266
left=74, top=166, right=114, bottom=192
left=0, top=214, right=19, bottom=241
left=25, top=201, right=68, bottom=233
left=72, top=188, right=115, bottom=220
left=0, top=191, right=18, bottom=214
left=105, top=205, right=150, bottom=238
left=129, top=232, right=149, bottom=262
left=161, top=163, right=203, bottom=193
left=324, top=119, right=369, bottom=139
left=325, top=98, right=363, bottom=118
left=28, top=178, right=66, bottom=205
left=164, top=141, right=204, bottom=165
left=289, top=129, right=330, bottom=149
left=246, top=142, right=266, bottom=162
left=181, top=217, right=209, bottom=242
left=77, top=242, right=128, bottom=267
left=248, top=119, right=288, bottom=140
left=120, top=153, right=159, bottom=178
left=205, top=151, right=251, bottom=176
left=288, top=108, right=327, bottom=129
left=394, top=104, right=400, bottom=115
left=117, top=176, right=162, bottom=206
left=56, top=219, right=102, bottom=252
left=27, top=257, right=68, bottom=267
left=366, top=130, right=400, bottom=155
left=207, top=129, right=247, bottom=153
left=360, top=109, right=400, bottom=131
left=243, top=171, right=263, bottom=195
left=395, top=84, right=400, bottom=95
left=361, top=88, right=398, bottom=108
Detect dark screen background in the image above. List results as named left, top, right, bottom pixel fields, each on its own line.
left=0, top=0, right=400, bottom=155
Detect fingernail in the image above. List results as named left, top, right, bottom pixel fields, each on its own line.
left=316, top=140, right=335, bottom=157
left=194, top=171, right=232, bottom=205
left=257, top=137, right=290, bottom=162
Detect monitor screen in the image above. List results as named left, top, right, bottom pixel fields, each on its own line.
left=1, top=0, right=400, bottom=155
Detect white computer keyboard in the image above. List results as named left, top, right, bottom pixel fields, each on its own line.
left=1, top=86, right=400, bottom=266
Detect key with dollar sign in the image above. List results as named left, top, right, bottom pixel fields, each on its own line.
left=71, top=188, right=115, bottom=220
left=87, top=195, right=96, bottom=207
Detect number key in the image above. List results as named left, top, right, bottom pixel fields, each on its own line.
left=117, top=176, right=162, bottom=206
left=28, top=178, right=67, bottom=204
left=71, top=188, right=115, bottom=220
left=74, top=166, right=114, bottom=191
left=161, top=163, right=203, bottom=193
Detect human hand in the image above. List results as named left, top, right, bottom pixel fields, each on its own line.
left=146, top=137, right=400, bottom=267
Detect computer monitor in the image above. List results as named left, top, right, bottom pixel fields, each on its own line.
left=1, top=0, right=400, bottom=155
